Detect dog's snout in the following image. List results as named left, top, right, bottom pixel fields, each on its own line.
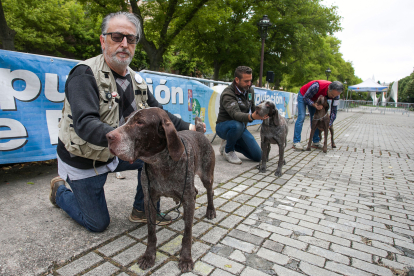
left=106, top=131, right=116, bottom=141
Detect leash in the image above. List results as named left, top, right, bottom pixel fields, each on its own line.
left=145, top=137, right=189, bottom=226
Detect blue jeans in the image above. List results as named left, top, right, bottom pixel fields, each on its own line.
left=293, top=93, right=320, bottom=144
left=216, top=120, right=261, bottom=162
left=55, top=159, right=160, bottom=232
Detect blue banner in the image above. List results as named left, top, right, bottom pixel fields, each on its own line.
left=0, top=50, right=294, bottom=165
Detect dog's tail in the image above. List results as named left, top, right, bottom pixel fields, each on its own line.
left=195, top=117, right=204, bottom=133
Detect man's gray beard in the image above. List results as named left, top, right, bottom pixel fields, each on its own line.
left=107, top=49, right=133, bottom=67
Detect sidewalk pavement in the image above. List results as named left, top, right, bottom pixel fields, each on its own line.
left=1, top=109, right=414, bottom=276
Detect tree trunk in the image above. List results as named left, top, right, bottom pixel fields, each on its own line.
left=0, top=0, right=16, bottom=50
left=213, top=61, right=223, bottom=81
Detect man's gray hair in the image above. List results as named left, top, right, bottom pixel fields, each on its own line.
left=234, top=66, right=253, bottom=79
left=101, top=12, right=141, bottom=41
left=328, top=81, right=344, bottom=93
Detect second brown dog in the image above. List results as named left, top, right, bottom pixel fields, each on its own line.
left=306, top=95, right=336, bottom=153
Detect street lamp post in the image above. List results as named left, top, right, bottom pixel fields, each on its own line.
left=325, top=67, right=331, bottom=81
left=257, top=15, right=273, bottom=87
left=344, top=80, right=348, bottom=101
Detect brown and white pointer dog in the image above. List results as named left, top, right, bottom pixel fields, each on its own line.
left=107, top=107, right=216, bottom=272
left=255, top=100, right=288, bottom=177
left=306, top=95, right=336, bottom=153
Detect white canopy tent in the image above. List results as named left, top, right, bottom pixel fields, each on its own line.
left=348, top=78, right=388, bottom=105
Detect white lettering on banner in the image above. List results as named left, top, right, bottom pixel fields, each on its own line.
left=0, top=118, right=28, bottom=151
left=46, top=110, right=62, bottom=145
left=155, top=84, right=170, bottom=104
left=45, top=73, right=65, bottom=102
left=171, top=87, right=184, bottom=104
left=0, top=69, right=41, bottom=110
left=255, top=93, right=283, bottom=105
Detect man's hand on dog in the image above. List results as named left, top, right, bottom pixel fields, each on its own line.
left=313, top=103, right=323, bottom=110
left=252, top=110, right=269, bottom=120
left=190, top=123, right=206, bottom=133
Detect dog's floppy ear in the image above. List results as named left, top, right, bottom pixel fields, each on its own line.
left=161, top=116, right=184, bottom=161
left=268, top=102, right=279, bottom=125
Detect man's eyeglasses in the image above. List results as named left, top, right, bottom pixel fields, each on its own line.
left=103, top=32, right=139, bottom=44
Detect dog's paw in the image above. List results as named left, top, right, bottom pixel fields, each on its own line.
left=332, top=144, right=336, bottom=148
left=323, top=148, right=327, bottom=153
left=205, top=208, right=216, bottom=220
left=178, top=257, right=194, bottom=272
left=137, top=254, right=156, bottom=270
left=274, top=170, right=282, bottom=177
left=306, top=147, right=311, bottom=151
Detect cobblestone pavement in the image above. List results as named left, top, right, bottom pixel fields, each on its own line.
left=44, top=110, right=414, bottom=276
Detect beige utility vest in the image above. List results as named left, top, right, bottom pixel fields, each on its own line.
left=58, top=55, right=148, bottom=162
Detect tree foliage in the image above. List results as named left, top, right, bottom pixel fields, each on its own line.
left=0, top=0, right=363, bottom=91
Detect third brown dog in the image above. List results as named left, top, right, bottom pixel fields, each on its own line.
left=106, top=107, right=216, bottom=272
left=255, top=100, right=288, bottom=177
left=306, top=95, right=336, bottom=153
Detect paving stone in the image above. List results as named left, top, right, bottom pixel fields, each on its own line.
left=143, top=228, right=176, bottom=245
left=219, top=214, right=244, bottom=229
left=262, top=240, right=284, bottom=253
left=279, top=221, right=314, bottom=236
left=209, top=268, right=234, bottom=276
left=97, top=236, right=136, bottom=256
left=233, top=205, right=255, bottom=217
left=258, top=223, right=293, bottom=236
left=57, top=252, right=103, bottom=276
left=192, top=221, right=213, bottom=237
left=229, top=249, right=246, bottom=263
left=113, top=243, right=146, bottom=266
left=351, top=258, right=393, bottom=276
left=269, top=233, right=307, bottom=250
left=129, top=225, right=150, bottom=239
left=192, top=261, right=214, bottom=276
left=151, top=261, right=181, bottom=276
left=159, top=235, right=182, bottom=255
left=245, top=197, right=265, bottom=207
left=256, top=247, right=290, bottom=265
left=299, top=261, right=342, bottom=276
left=212, top=197, right=228, bottom=207
left=83, top=262, right=119, bottom=276
left=233, top=193, right=253, bottom=203
left=128, top=252, right=168, bottom=275
left=240, top=266, right=271, bottom=276
left=220, top=236, right=258, bottom=253
left=274, top=178, right=288, bottom=185
left=201, top=227, right=228, bottom=244
left=232, top=184, right=249, bottom=192
left=307, top=245, right=349, bottom=264
left=256, top=190, right=273, bottom=198
left=228, top=229, right=264, bottom=245
left=237, top=224, right=271, bottom=238
left=283, top=246, right=325, bottom=267
left=233, top=177, right=247, bottom=183
left=191, top=242, right=211, bottom=261
left=219, top=201, right=241, bottom=213
left=297, top=235, right=330, bottom=249
left=202, top=252, right=245, bottom=274
left=272, top=263, right=303, bottom=276
left=221, top=191, right=239, bottom=199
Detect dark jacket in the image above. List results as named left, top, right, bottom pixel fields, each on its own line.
left=216, top=81, right=256, bottom=126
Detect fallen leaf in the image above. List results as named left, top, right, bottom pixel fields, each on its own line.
left=224, top=264, right=232, bottom=268
left=27, top=182, right=35, bottom=185
left=388, top=166, right=393, bottom=169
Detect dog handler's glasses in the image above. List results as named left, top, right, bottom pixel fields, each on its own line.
left=103, top=32, right=139, bottom=44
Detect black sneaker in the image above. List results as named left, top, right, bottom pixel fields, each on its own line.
left=129, top=208, right=172, bottom=225
left=49, top=176, right=65, bottom=207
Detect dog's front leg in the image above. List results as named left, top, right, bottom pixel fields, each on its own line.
left=330, top=126, right=336, bottom=148
left=258, top=141, right=269, bottom=173
left=179, top=197, right=195, bottom=272
left=137, top=183, right=157, bottom=269
left=275, top=143, right=284, bottom=177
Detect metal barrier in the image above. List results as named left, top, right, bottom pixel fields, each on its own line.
left=338, top=100, right=413, bottom=116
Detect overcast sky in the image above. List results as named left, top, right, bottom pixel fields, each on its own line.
left=321, top=0, right=414, bottom=84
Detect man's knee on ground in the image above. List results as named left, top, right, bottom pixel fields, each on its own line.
left=84, top=215, right=110, bottom=232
